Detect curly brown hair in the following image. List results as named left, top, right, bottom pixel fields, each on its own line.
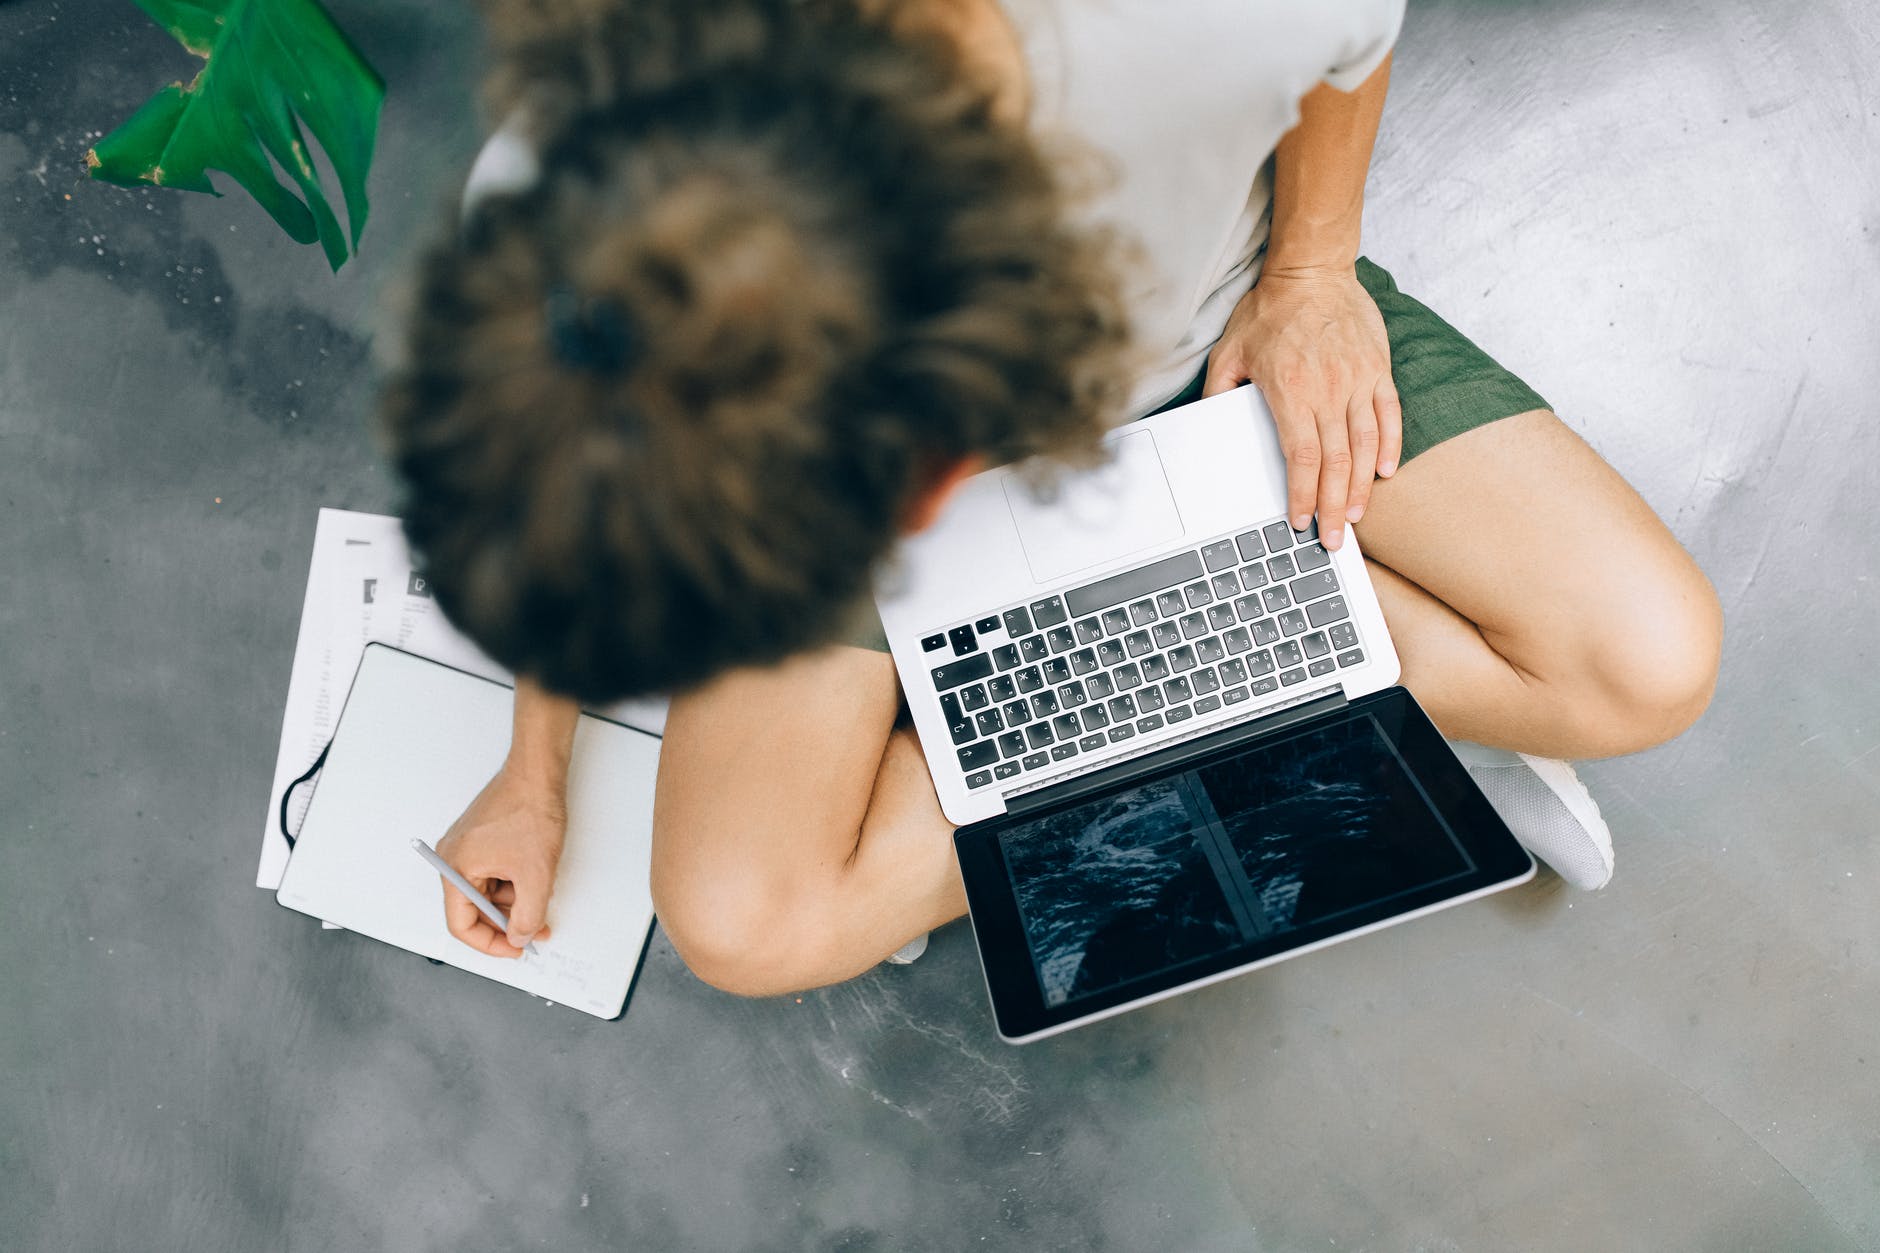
left=383, top=0, right=1130, bottom=702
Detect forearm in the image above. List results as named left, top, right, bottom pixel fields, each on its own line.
left=506, top=676, right=580, bottom=788
left=1265, top=54, right=1392, bottom=274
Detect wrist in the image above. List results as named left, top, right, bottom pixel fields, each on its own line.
left=1262, top=211, right=1362, bottom=277
left=503, top=745, right=571, bottom=791
left=507, top=676, right=580, bottom=788
left=1259, top=243, right=1359, bottom=279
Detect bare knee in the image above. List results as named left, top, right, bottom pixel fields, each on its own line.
left=1557, top=565, right=1723, bottom=756
left=653, top=854, right=812, bottom=998
left=650, top=816, right=851, bottom=998
left=655, top=891, right=816, bottom=998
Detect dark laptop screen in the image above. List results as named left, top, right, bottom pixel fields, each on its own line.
left=998, top=714, right=1477, bottom=1008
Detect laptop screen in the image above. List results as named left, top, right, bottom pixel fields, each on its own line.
left=997, top=713, right=1477, bottom=1009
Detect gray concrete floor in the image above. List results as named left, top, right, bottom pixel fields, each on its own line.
left=3, top=0, right=1876, bottom=1249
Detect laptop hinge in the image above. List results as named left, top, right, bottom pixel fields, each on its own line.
left=1003, top=688, right=1349, bottom=817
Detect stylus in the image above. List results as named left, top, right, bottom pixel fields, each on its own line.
left=410, top=838, right=539, bottom=955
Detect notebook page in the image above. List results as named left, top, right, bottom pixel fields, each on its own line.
left=276, top=645, right=659, bottom=1019
left=257, top=508, right=668, bottom=890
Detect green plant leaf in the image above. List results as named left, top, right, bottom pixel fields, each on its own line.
left=88, top=0, right=386, bottom=270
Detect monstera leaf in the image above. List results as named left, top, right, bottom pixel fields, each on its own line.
left=87, top=0, right=385, bottom=270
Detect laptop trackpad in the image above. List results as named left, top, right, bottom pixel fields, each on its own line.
left=1003, top=430, right=1184, bottom=584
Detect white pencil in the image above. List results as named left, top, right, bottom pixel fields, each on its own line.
left=410, top=838, right=538, bottom=955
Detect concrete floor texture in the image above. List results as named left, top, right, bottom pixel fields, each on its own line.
left=3, top=0, right=1876, bottom=1249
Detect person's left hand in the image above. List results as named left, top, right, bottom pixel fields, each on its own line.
left=1202, top=265, right=1401, bottom=552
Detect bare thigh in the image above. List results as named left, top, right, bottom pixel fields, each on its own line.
left=648, top=411, right=1722, bottom=996
left=1354, top=409, right=1721, bottom=756
left=650, top=644, right=964, bottom=996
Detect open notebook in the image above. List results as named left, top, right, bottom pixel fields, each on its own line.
left=276, top=644, right=659, bottom=1019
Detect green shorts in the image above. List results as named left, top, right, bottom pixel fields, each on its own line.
left=841, top=256, right=1547, bottom=651
left=1151, top=256, right=1549, bottom=460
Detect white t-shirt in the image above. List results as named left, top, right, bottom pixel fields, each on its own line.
left=1005, top=0, right=1405, bottom=416
left=464, top=0, right=1405, bottom=418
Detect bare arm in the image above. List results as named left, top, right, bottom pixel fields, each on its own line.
left=1266, top=54, right=1392, bottom=275
left=1204, top=55, right=1402, bottom=553
left=506, top=676, right=580, bottom=789
left=432, top=677, right=580, bottom=956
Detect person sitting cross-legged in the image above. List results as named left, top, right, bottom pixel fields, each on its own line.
left=383, top=0, right=1722, bottom=994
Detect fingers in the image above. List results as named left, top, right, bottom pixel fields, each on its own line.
left=1284, top=438, right=1321, bottom=538
left=1375, top=375, right=1404, bottom=479
left=504, top=873, right=553, bottom=949
left=1202, top=347, right=1246, bottom=399
left=1313, top=405, right=1351, bottom=552
left=491, top=882, right=554, bottom=942
left=1206, top=283, right=1400, bottom=549
left=1290, top=373, right=1392, bottom=552
left=487, top=880, right=546, bottom=934
left=440, top=873, right=554, bottom=958
left=440, top=878, right=527, bottom=959
left=431, top=770, right=568, bottom=957
left=1344, top=388, right=1381, bottom=525
left=440, top=876, right=483, bottom=946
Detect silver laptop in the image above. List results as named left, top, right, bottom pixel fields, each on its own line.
left=877, top=385, right=1400, bottom=828
left=875, top=387, right=1535, bottom=1043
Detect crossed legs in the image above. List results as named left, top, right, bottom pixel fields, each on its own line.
left=650, top=410, right=1722, bottom=996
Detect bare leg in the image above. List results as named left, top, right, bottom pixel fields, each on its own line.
left=651, top=410, right=1722, bottom=996
left=1353, top=410, right=1721, bottom=759
left=651, top=645, right=962, bottom=997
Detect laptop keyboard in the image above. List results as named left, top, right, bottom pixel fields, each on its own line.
left=921, top=517, right=1367, bottom=792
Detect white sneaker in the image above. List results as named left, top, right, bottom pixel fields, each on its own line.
left=885, top=931, right=930, bottom=965
left=1450, top=742, right=1615, bottom=890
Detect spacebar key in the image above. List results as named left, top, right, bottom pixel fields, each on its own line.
left=930, top=652, right=994, bottom=691
left=1065, top=550, right=1204, bottom=618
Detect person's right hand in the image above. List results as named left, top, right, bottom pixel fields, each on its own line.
left=433, top=765, right=568, bottom=958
